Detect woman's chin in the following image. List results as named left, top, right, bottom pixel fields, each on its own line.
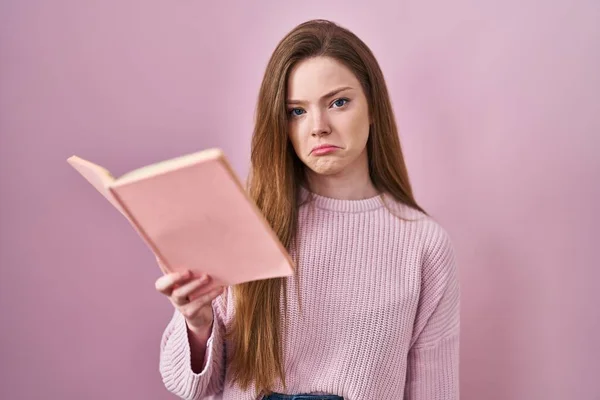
left=307, top=160, right=347, bottom=176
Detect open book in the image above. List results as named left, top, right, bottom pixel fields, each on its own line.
left=67, top=148, right=295, bottom=286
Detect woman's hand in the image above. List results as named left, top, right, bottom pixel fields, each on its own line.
left=155, top=266, right=225, bottom=335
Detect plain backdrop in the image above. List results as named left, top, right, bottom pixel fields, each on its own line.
left=1, top=1, right=599, bottom=399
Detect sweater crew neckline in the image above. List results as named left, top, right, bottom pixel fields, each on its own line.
left=299, top=185, right=386, bottom=212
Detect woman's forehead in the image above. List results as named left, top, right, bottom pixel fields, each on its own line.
left=287, top=57, right=361, bottom=102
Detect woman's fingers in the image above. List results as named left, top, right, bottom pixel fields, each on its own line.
left=179, top=285, right=225, bottom=322
left=155, top=268, right=225, bottom=334
left=171, top=275, right=212, bottom=305
left=155, top=270, right=191, bottom=295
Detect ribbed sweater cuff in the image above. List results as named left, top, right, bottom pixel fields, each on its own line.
left=159, top=309, right=224, bottom=399
left=404, top=333, right=460, bottom=400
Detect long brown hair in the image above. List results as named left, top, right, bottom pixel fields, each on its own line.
left=225, top=18, right=426, bottom=397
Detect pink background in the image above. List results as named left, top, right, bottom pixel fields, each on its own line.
left=1, top=1, right=599, bottom=399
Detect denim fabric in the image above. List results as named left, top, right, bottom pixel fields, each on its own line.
left=262, top=393, right=343, bottom=400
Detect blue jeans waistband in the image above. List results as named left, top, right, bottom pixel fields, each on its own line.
left=262, top=393, right=343, bottom=400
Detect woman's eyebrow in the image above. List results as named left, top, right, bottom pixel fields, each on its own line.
left=286, top=86, right=354, bottom=105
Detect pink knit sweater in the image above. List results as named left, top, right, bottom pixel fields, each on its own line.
left=159, top=186, right=460, bottom=400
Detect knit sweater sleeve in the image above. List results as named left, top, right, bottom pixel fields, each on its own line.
left=404, top=226, right=461, bottom=400
left=158, top=291, right=228, bottom=400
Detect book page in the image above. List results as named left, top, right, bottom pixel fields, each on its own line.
left=108, top=155, right=294, bottom=285
left=115, top=148, right=223, bottom=186
left=66, top=155, right=127, bottom=216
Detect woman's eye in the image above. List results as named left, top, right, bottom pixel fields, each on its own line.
left=332, top=98, right=349, bottom=108
left=289, top=108, right=305, bottom=117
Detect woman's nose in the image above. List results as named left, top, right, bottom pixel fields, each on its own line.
left=310, top=111, right=332, bottom=137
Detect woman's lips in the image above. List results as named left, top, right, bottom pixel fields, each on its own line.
left=311, top=145, right=339, bottom=155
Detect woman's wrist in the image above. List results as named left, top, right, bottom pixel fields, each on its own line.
left=187, top=320, right=213, bottom=340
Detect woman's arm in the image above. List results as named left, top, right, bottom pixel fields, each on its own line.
left=404, top=226, right=461, bottom=400
left=159, top=290, right=228, bottom=400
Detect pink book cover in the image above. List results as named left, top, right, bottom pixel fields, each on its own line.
left=67, top=148, right=295, bottom=287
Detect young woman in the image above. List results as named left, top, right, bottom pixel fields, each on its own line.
left=155, top=19, right=460, bottom=400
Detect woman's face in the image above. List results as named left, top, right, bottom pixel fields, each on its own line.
left=286, top=56, right=371, bottom=178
